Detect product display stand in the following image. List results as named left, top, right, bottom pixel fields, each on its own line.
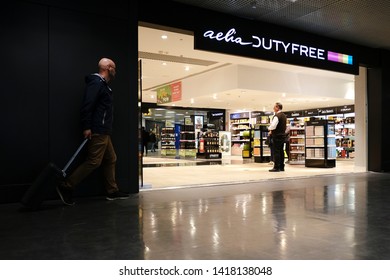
left=335, top=115, right=355, bottom=159
left=241, top=128, right=252, bottom=158
left=305, top=119, right=336, bottom=168
left=196, top=131, right=222, bottom=159
left=289, top=126, right=305, bottom=164
left=180, top=117, right=196, bottom=157
left=161, top=127, right=176, bottom=156
left=253, top=124, right=271, bottom=163
left=230, top=116, right=251, bottom=156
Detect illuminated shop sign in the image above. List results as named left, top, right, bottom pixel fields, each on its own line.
left=337, top=105, right=354, bottom=113
left=305, top=110, right=318, bottom=116
left=230, top=112, right=249, bottom=119
left=285, top=105, right=354, bottom=117
left=210, top=112, right=224, bottom=117
left=195, top=26, right=358, bottom=74
left=319, top=108, right=336, bottom=115
left=203, top=28, right=327, bottom=61
left=284, top=111, right=304, bottom=118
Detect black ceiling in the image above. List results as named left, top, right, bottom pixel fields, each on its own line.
left=170, top=0, right=390, bottom=51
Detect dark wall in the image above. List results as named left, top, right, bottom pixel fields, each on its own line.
left=378, top=50, right=390, bottom=171
left=367, top=68, right=382, bottom=171
left=367, top=50, right=390, bottom=172
left=1, top=2, right=50, bottom=202
left=0, top=0, right=138, bottom=203
left=2, top=0, right=390, bottom=204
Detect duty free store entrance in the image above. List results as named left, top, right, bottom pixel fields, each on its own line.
left=139, top=26, right=368, bottom=190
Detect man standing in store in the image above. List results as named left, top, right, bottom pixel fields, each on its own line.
left=268, top=102, right=287, bottom=172
left=141, top=127, right=150, bottom=156
left=56, top=57, right=129, bottom=205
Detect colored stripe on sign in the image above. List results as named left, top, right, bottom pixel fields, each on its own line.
left=328, top=51, right=353, bottom=65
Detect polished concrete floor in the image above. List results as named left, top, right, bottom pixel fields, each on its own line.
left=142, top=155, right=361, bottom=189
left=1, top=171, right=390, bottom=260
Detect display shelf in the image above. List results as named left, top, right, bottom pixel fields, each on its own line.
left=180, top=117, right=196, bottom=157
left=230, top=117, right=252, bottom=157
left=231, top=118, right=251, bottom=141
left=305, top=120, right=336, bottom=168
left=289, top=126, right=305, bottom=164
left=335, top=115, right=355, bottom=159
left=160, top=127, right=176, bottom=156
left=241, top=129, right=253, bottom=158
left=253, top=124, right=270, bottom=163
left=197, top=131, right=222, bottom=159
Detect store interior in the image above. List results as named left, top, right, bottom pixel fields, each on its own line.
left=138, top=25, right=364, bottom=190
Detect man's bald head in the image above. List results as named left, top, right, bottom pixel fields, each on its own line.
left=98, top=58, right=116, bottom=81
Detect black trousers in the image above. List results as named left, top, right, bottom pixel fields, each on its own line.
left=272, top=136, right=285, bottom=170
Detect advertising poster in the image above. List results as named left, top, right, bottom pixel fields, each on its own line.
left=156, top=81, right=182, bottom=104
left=219, top=131, right=231, bottom=156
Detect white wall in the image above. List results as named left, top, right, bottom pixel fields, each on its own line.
left=182, top=64, right=354, bottom=106
left=183, top=64, right=238, bottom=96
left=354, top=67, right=368, bottom=171
left=237, top=65, right=354, bottom=99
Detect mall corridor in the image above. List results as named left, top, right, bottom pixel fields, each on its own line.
left=1, top=171, right=390, bottom=260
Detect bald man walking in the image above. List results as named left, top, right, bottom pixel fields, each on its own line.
left=56, top=58, right=129, bottom=205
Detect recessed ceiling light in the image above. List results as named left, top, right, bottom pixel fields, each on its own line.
left=161, top=35, right=168, bottom=40
left=250, top=0, right=257, bottom=9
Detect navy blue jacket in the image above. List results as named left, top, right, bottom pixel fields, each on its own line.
left=80, top=74, right=113, bottom=135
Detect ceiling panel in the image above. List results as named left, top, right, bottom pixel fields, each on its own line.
left=170, top=0, right=390, bottom=50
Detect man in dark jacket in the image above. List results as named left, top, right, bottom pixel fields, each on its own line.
left=141, top=127, right=150, bottom=156
left=56, top=58, right=128, bottom=205
left=268, top=102, right=287, bottom=172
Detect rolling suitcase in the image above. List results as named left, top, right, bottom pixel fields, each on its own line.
left=21, top=138, right=88, bottom=210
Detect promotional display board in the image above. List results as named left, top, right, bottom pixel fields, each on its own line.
left=219, top=131, right=231, bottom=156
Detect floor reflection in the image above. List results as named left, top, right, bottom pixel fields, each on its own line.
left=140, top=174, right=372, bottom=260
left=4, top=172, right=390, bottom=260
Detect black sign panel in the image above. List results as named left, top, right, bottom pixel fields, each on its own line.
left=230, top=112, right=250, bottom=119
left=208, top=111, right=225, bottom=118
left=336, top=105, right=354, bottom=113
left=250, top=111, right=264, bottom=117
left=194, top=21, right=358, bottom=75
left=285, top=111, right=304, bottom=118
left=319, top=107, right=337, bottom=115
left=305, top=109, right=319, bottom=116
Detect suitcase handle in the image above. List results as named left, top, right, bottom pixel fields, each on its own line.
left=62, top=138, right=89, bottom=177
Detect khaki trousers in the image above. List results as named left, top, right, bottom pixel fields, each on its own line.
left=66, top=134, right=118, bottom=194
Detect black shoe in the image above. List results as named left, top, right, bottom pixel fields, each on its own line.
left=106, top=191, right=129, bottom=201
left=280, top=168, right=285, bottom=171
left=269, top=168, right=280, bottom=172
left=56, top=183, right=75, bottom=206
